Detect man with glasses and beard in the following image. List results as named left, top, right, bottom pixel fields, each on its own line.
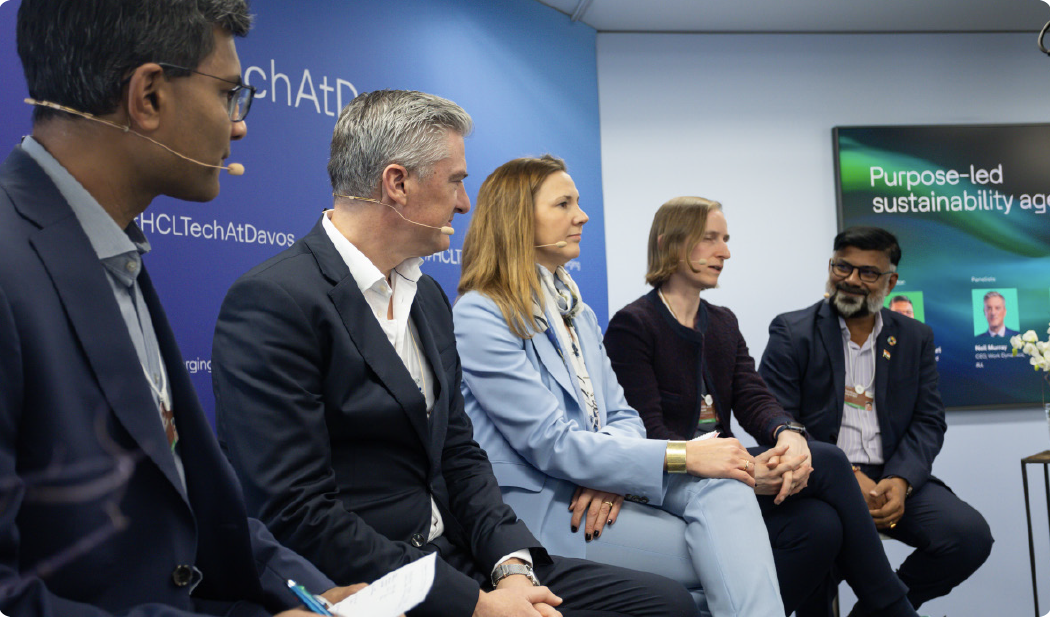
left=758, top=227, right=991, bottom=615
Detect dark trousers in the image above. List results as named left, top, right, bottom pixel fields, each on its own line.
left=430, top=535, right=698, bottom=617
left=851, top=463, right=993, bottom=611
left=752, top=442, right=914, bottom=617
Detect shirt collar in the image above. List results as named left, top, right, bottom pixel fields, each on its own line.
left=321, top=210, right=422, bottom=294
left=837, top=310, right=884, bottom=346
left=21, top=136, right=149, bottom=285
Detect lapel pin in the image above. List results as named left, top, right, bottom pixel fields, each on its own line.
left=882, top=349, right=891, bottom=360
left=887, top=336, right=897, bottom=346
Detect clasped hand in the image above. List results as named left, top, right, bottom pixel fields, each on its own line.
left=854, top=471, right=908, bottom=529
left=474, top=568, right=563, bottom=617
left=754, top=430, right=813, bottom=504
left=684, top=436, right=757, bottom=488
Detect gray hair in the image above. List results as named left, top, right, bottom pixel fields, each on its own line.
left=328, top=90, right=473, bottom=197
left=983, top=290, right=1004, bottom=303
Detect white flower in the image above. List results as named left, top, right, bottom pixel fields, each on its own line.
left=1011, top=335, right=1024, bottom=350
left=1023, top=330, right=1039, bottom=343
left=1025, top=343, right=1038, bottom=356
left=1039, top=341, right=1050, bottom=354
left=1032, top=355, right=1045, bottom=369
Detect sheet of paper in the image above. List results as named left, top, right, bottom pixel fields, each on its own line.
left=691, top=430, right=720, bottom=441
left=332, top=552, right=436, bottom=617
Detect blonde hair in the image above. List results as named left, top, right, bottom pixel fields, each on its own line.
left=459, top=155, right=566, bottom=339
left=646, top=196, right=722, bottom=287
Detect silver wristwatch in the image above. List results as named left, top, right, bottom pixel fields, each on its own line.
left=491, top=563, right=540, bottom=588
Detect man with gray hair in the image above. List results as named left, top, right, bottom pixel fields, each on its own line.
left=213, top=90, right=698, bottom=617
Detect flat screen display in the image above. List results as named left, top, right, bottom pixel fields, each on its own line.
left=834, top=124, right=1050, bottom=409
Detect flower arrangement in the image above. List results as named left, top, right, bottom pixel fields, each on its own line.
left=1011, top=326, right=1050, bottom=380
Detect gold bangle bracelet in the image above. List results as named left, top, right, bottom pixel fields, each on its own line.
left=666, top=441, right=688, bottom=474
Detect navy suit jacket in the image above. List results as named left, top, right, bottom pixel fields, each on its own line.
left=0, top=146, right=331, bottom=617
left=212, top=219, right=547, bottom=617
left=758, top=300, right=947, bottom=492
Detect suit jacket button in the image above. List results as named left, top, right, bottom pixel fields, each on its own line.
left=172, top=564, right=194, bottom=587
left=410, top=533, right=425, bottom=548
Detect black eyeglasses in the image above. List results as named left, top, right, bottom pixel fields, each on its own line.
left=157, top=62, right=255, bottom=122
left=829, top=259, right=894, bottom=283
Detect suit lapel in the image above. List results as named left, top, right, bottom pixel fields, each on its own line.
left=12, top=150, right=189, bottom=504
left=304, top=223, right=431, bottom=452
left=529, top=314, right=580, bottom=407
left=816, top=302, right=846, bottom=421
left=141, top=269, right=261, bottom=591
left=874, top=310, right=896, bottom=429
left=410, top=294, right=447, bottom=459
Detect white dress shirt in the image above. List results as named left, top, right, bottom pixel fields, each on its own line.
left=322, top=212, right=442, bottom=542
left=321, top=213, right=531, bottom=573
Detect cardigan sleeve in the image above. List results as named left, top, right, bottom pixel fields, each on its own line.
left=715, top=307, right=795, bottom=446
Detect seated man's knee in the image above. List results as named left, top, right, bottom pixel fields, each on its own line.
left=925, top=497, right=993, bottom=568
left=956, top=509, right=993, bottom=569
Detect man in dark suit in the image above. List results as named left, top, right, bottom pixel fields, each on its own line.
left=212, top=90, right=697, bottom=617
left=0, top=2, right=360, bottom=615
left=759, top=227, right=992, bottom=613
left=976, top=290, right=1019, bottom=338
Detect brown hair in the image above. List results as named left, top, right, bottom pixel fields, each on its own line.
left=645, top=196, right=722, bottom=287
left=459, top=155, right=567, bottom=339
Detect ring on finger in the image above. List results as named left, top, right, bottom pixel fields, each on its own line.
left=602, top=501, right=615, bottom=508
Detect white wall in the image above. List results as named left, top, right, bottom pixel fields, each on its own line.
left=598, top=32, right=1050, bottom=617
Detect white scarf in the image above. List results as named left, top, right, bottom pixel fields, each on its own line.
left=534, top=265, right=600, bottom=431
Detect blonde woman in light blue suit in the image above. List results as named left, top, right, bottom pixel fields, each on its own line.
left=453, top=156, right=788, bottom=617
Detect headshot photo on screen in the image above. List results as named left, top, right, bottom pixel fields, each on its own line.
left=886, top=291, right=924, bottom=322
left=973, top=289, right=1020, bottom=338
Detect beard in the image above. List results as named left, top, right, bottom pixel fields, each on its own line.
left=825, top=277, right=890, bottom=318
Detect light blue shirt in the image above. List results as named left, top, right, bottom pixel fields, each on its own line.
left=22, top=136, right=185, bottom=488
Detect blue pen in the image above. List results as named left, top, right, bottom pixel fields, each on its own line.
left=287, top=579, right=333, bottom=616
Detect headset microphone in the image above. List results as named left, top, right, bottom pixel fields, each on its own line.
left=535, top=241, right=568, bottom=248
left=333, top=193, right=454, bottom=235
left=824, top=292, right=831, bottom=298
left=25, top=98, right=245, bottom=175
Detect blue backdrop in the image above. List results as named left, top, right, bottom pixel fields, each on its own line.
left=0, top=0, right=608, bottom=424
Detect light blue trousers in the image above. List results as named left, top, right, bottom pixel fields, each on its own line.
left=584, top=475, right=784, bottom=617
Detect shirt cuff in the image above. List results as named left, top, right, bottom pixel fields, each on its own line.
left=492, top=549, right=533, bottom=576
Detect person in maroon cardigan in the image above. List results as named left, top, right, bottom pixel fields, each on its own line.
left=604, top=197, right=917, bottom=617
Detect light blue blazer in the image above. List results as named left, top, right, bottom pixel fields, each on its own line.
left=453, top=291, right=668, bottom=558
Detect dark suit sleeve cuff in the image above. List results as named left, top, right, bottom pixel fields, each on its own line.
left=414, top=558, right=483, bottom=617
